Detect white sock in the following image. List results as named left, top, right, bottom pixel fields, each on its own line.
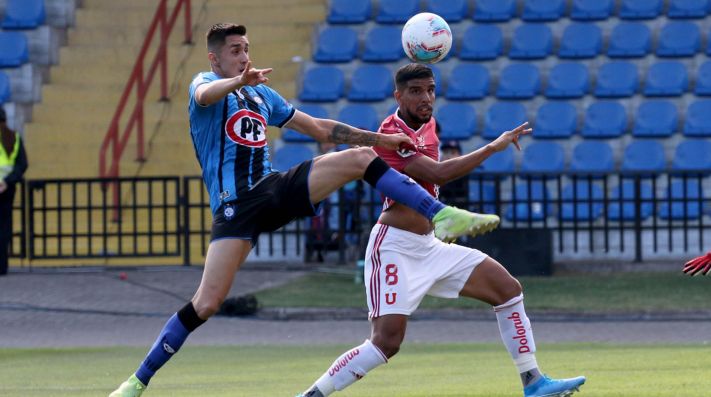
left=312, top=339, right=388, bottom=395
left=494, top=294, right=539, bottom=373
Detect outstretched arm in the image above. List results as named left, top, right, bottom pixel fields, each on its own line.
left=683, top=252, right=711, bottom=276
left=404, top=122, right=531, bottom=186
left=194, top=61, right=272, bottom=106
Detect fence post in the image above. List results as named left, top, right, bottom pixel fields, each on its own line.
left=182, top=177, right=191, bottom=266
left=634, top=176, right=643, bottom=262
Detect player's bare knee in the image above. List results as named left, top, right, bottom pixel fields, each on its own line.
left=371, top=334, right=402, bottom=358
left=193, top=298, right=221, bottom=319
left=500, top=276, right=523, bottom=302
left=348, top=147, right=377, bottom=170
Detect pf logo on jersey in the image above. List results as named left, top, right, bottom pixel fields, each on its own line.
left=225, top=109, right=267, bottom=147
left=397, top=147, right=416, bottom=158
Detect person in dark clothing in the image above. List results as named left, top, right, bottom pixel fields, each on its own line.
left=0, top=106, right=28, bottom=276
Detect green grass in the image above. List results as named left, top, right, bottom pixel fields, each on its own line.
left=1, top=344, right=709, bottom=396
left=254, top=272, right=711, bottom=313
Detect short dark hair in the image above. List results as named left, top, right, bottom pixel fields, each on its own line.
left=206, top=23, right=247, bottom=52
left=395, top=63, right=434, bottom=91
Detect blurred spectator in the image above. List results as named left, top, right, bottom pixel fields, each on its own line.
left=437, top=140, right=469, bottom=209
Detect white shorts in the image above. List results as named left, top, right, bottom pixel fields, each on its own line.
left=364, top=224, right=488, bottom=319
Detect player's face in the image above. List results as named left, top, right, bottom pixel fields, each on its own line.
left=396, top=77, right=435, bottom=126
left=212, top=34, right=250, bottom=78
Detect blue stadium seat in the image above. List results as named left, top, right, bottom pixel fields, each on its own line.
left=483, top=102, right=527, bottom=139
left=534, top=102, right=577, bottom=139
left=459, top=24, right=503, bottom=60
left=348, top=65, right=393, bottom=102
left=282, top=104, right=329, bottom=142
left=619, top=0, right=663, bottom=19
left=684, top=100, right=711, bottom=136
left=509, top=24, right=552, bottom=59
left=672, top=139, right=711, bottom=171
left=521, top=141, right=565, bottom=172
left=694, top=61, right=711, bottom=95
left=522, top=0, right=566, bottom=21
left=656, top=22, right=701, bottom=57
left=571, top=0, right=614, bottom=20
left=475, top=146, right=515, bottom=174
left=0, top=73, right=10, bottom=103
left=633, top=100, right=678, bottom=137
left=644, top=61, right=688, bottom=96
left=607, top=23, right=651, bottom=58
left=0, top=32, right=29, bottom=67
left=468, top=181, right=498, bottom=214
left=506, top=181, right=552, bottom=221
left=362, top=26, right=404, bottom=62
left=446, top=63, right=489, bottom=100
left=299, top=66, right=344, bottom=102
left=659, top=180, right=703, bottom=219
left=496, top=63, right=540, bottom=99
left=437, top=103, right=477, bottom=140
left=558, top=23, right=602, bottom=59
left=473, top=0, right=517, bottom=21
left=313, top=27, right=358, bottom=63
left=1, top=0, right=45, bottom=29
left=560, top=181, right=604, bottom=221
left=621, top=140, right=666, bottom=172
left=327, top=0, right=371, bottom=23
left=272, top=144, right=315, bottom=171
left=608, top=181, right=654, bottom=221
left=570, top=141, right=614, bottom=173
left=430, top=64, right=444, bottom=96
left=426, top=0, right=469, bottom=22
left=337, top=104, right=380, bottom=132
left=545, top=62, right=589, bottom=98
left=376, top=0, right=419, bottom=23
left=668, top=0, right=710, bottom=18
left=594, top=61, right=638, bottom=97
left=581, top=101, right=627, bottom=138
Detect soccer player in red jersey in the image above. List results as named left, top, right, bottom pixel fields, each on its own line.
left=296, top=64, right=586, bottom=397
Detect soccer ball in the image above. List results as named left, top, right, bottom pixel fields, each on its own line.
left=401, top=12, right=452, bottom=64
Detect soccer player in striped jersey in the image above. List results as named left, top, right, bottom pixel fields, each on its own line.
left=109, top=24, right=499, bottom=397
left=296, top=64, right=586, bottom=397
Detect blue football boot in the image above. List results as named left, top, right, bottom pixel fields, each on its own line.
left=523, top=375, right=586, bottom=397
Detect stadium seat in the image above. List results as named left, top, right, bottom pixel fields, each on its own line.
left=473, top=0, right=517, bottom=21
left=509, top=24, right=552, bottom=59
left=633, top=100, right=678, bottom=137
left=337, top=104, right=380, bottom=132
left=0, top=72, right=10, bottom=103
left=313, top=27, right=358, bottom=63
left=560, top=180, right=604, bottom=221
left=299, top=66, right=344, bottom=102
left=1, top=0, right=45, bottom=29
left=376, top=0, right=419, bottom=23
left=446, top=63, right=489, bottom=100
left=570, top=141, right=614, bottom=173
left=475, top=146, right=515, bottom=174
left=607, top=23, right=651, bottom=58
left=327, top=0, right=371, bottom=23
left=659, top=180, right=703, bottom=219
left=522, top=0, right=566, bottom=21
left=581, top=101, right=627, bottom=138
left=545, top=62, right=589, bottom=98
left=430, top=64, right=444, bottom=96
left=521, top=141, right=565, bottom=172
left=558, top=23, right=602, bottom=59
left=619, top=0, right=663, bottom=19
left=667, top=0, right=710, bottom=18
left=483, top=102, right=527, bottom=139
left=571, top=0, right=614, bottom=20
left=468, top=181, right=498, bottom=214
left=608, top=181, right=654, bottom=221
left=684, top=100, right=711, bottom=136
left=272, top=144, right=315, bottom=171
left=348, top=65, right=393, bottom=102
left=644, top=61, right=688, bottom=96
left=496, top=63, right=540, bottom=99
left=594, top=61, right=638, bottom=97
left=362, top=26, right=404, bottom=62
left=506, top=181, right=552, bottom=221
left=437, top=103, right=477, bottom=140
left=621, top=140, right=666, bottom=172
left=693, top=61, right=711, bottom=95
left=534, top=102, right=577, bottom=139
left=656, top=22, right=700, bottom=57
left=282, top=104, right=328, bottom=142
left=0, top=32, right=29, bottom=67
left=672, top=139, right=711, bottom=171
left=426, top=0, right=469, bottom=22
left=459, top=24, right=503, bottom=60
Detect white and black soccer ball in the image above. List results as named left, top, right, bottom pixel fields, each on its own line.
left=401, top=12, right=452, bottom=64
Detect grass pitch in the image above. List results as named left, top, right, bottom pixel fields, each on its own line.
left=1, top=343, right=709, bottom=396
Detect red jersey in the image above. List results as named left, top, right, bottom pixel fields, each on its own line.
left=374, top=111, right=440, bottom=212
